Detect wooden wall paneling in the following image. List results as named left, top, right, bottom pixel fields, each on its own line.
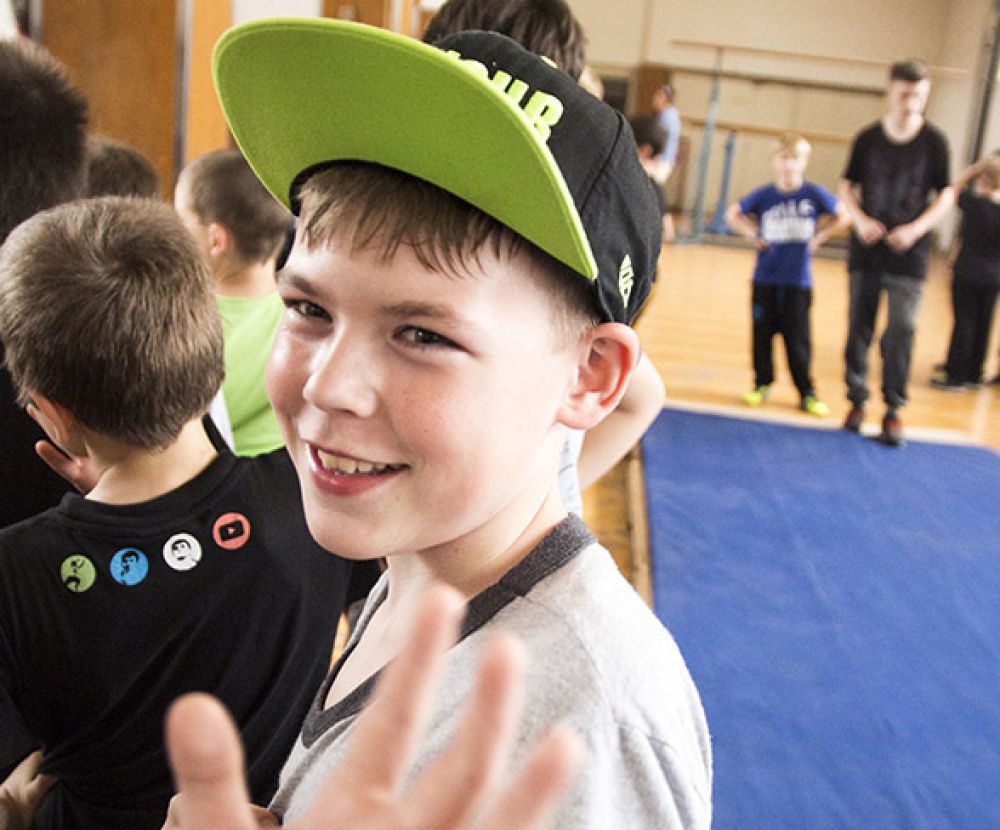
left=183, top=0, right=233, bottom=174
left=634, top=62, right=672, bottom=114
left=43, top=0, right=178, bottom=201
left=322, top=0, right=390, bottom=29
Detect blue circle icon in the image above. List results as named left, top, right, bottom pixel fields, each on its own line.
left=110, top=548, right=149, bottom=586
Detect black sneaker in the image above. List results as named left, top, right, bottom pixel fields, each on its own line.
left=930, top=372, right=967, bottom=392
left=988, top=373, right=1000, bottom=386
left=877, top=411, right=904, bottom=447
left=843, top=404, right=865, bottom=433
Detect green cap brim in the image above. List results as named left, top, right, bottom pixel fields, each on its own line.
left=212, top=18, right=597, bottom=280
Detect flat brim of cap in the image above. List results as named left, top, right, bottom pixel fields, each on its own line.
left=212, top=18, right=596, bottom=281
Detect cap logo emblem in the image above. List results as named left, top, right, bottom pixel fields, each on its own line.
left=618, top=255, right=634, bottom=309
left=445, top=50, right=564, bottom=141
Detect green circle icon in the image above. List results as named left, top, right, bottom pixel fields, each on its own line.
left=60, top=555, right=97, bottom=593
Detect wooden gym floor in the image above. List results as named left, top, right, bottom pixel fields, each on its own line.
left=582, top=238, right=1000, bottom=603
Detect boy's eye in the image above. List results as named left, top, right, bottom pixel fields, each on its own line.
left=398, top=326, right=457, bottom=349
left=283, top=298, right=329, bottom=321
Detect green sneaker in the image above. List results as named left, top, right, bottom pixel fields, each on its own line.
left=743, top=385, right=770, bottom=407
left=800, top=394, right=829, bottom=417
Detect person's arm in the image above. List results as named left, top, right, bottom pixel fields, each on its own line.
left=886, top=131, right=955, bottom=253
left=576, top=352, right=664, bottom=490
left=162, top=586, right=581, bottom=830
left=663, top=108, right=681, bottom=167
left=837, top=178, right=886, bottom=245
left=950, top=157, right=989, bottom=194
left=0, top=752, right=54, bottom=830
left=809, top=203, right=851, bottom=253
left=724, top=203, right=766, bottom=249
left=884, top=185, right=955, bottom=253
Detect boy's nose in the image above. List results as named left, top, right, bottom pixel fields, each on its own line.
left=302, top=336, right=379, bottom=418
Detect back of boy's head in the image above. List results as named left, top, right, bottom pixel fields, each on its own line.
left=889, top=59, right=928, bottom=83
left=422, top=0, right=586, bottom=81
left=0, top=39, right=88, bottom=242
left=628, top=114, right=667, bottom=157
left=178, top=148, right=291, bottom=264
left=0, top=197, right=224, bottom=450
left=775, top=132, right=811, bottom=157
left=84, top=136, right=161, bottom=199
left=213, top=20, right=660, bottom=327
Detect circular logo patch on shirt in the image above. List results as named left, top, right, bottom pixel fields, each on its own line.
left=60, top=555, right=96, bottom=593
left=110, top=548, right=149, bottom=586
left=212, top=513, right=251, bottom=550
left=162, top=533, right=203, bottom=571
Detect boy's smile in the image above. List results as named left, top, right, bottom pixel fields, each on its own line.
left=267, top=234, right=579, bottom=573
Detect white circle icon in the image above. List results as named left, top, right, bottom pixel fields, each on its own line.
left=162, top=533, right=203, bottom=571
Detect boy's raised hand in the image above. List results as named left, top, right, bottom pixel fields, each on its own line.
left=163, top=586, right=582, bottom=830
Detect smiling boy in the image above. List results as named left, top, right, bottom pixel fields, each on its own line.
left=211, top=19, right=711, bottom=828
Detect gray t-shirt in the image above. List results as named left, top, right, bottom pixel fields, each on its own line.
left=271, top=516, right=712, bottom=828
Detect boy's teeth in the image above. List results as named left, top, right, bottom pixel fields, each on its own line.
left=317, top=450, right=391, bottom=475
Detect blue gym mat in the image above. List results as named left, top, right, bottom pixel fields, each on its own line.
left=643, top=408, right=1000, bottom=828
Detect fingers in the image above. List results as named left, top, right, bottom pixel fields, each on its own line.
left=164, top=693, right=257, bottom=830
left=857, top=217, right=886, bottom=245
left=406, top=634, right=526, bottom=826
left=20, top=763, right=55, bottom=812
left=476, top=725, right=583, bottom=830
left=317, top=585, right=466, bottom=800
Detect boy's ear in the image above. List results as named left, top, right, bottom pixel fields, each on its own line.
left=206, top=222, right=232, bottom=259
left=558, top=323, right=640, bottom=430
left=26, top=392, right=87, bottom=456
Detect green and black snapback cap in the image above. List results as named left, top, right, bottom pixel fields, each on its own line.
left=213, top=18, right=660, bottom=324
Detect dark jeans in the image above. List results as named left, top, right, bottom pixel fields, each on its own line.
left=751, top=283, right=815, bottom=396
left=944, top=279, right=1000, bottom=384
left=844, top=271, right=925, bottom=410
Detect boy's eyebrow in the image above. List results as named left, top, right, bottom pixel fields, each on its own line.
left=275, top=272, right=464, bottom=323
left=381, top=300, right=460, bottom=321
left=276, top=269, right=312, bottom=292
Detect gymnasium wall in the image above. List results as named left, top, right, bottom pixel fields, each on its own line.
left=572, top=0, right=992, bottom=238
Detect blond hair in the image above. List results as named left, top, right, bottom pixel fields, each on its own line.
left=774, top=133, right=811, bottom=158
left=978, top=157, right=1000, bottom=192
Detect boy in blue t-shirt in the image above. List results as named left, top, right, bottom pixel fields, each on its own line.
left=726, top=133, right=849, bottom=416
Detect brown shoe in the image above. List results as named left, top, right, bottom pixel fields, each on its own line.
left=877, top=411, right=904, bottom=447
left=843, top=404, right=865, bottom=433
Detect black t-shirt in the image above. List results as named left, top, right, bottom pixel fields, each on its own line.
left=0, top=441, right=380, bottom=830
left=0, top=356, right=72, bottom=529
left=953, top=188, right=1000, bottom=286
left=843, top=121, right=951, bottom=278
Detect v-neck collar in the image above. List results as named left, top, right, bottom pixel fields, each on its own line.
left=301, top=513, right=594, bottom=747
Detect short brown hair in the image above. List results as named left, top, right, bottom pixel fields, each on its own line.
left=422, top=0, right=587, bottom=80
left=177, top=148, right=291, bottom=264
left=0, top=40, right=88, bottom=242
left=296, top=163, right=601, bottom=341
left=0, top=197, right=224, bottom=449
left=628, top=114, right=667, bottom=157
left=84, top=136, right=161, bottom=199
left=889, top=59, right=929, bottom=83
